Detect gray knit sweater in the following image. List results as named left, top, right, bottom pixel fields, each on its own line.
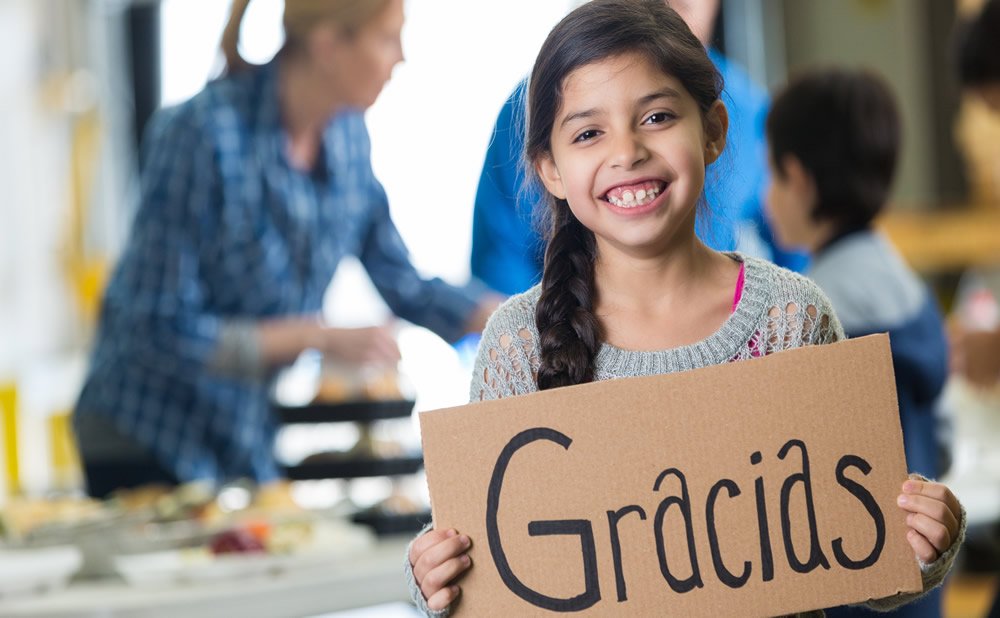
left=406, top=254, right=964, bottom=616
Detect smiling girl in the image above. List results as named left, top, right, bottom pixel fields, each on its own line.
left=405, top=1, right=964, bottom=615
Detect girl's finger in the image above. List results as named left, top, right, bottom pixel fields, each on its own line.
left=409, top=528, right=456, bottom=567
left=906, top=512, right=952, bottom=555
left=907, top=529, right=939, bottom=564
left=897, top=493, right=959, bottom=536
left=902, top=480, right=962, bottom=519
left=414, top=534, right=472, bottom=585
left=427, top=585, right=462, bottom=612
left=421, top=554, right=473, bottom=602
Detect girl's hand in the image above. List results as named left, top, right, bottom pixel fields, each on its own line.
left=897, top=478, right=962, bottom=564
left=409, top=528, right=473, bottom=611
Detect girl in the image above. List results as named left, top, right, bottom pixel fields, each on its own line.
left=406, top=1, right=963, bottom=615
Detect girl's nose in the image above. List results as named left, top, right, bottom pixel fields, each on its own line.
left=609, top=132, right=649, bottom=169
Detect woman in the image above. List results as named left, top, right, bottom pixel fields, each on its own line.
left=73, top=0, right=500, bottom=497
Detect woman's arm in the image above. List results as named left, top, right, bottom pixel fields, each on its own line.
left=210, top=318, right=401, bottom=379
left=358, top=181, right=487, bottom=343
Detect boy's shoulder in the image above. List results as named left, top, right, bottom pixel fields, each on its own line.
left=807, top=233, right=927, bottom=332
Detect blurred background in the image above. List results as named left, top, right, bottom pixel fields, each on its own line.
left=0, top=0, right=998, bottom=616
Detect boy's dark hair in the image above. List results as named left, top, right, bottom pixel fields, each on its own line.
left=956, top=0, right=1000, bottom=87
left=766, top=68, right=900, bottom=232
left=526, top=0, right=723, bottom=390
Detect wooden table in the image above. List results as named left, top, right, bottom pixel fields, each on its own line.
left=879, top=207, right=1000, bottom=273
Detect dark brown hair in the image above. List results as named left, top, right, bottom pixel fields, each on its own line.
left=766, top=68, right=900, bottom=234
left=527, top=0, right=723, bottom=390
left=956, top=0, right=1000, bottom=87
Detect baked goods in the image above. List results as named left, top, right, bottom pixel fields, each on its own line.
left=313, top=360, right=407, bottom=403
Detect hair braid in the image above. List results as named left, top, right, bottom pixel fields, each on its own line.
left=535, top=204, right=602, bottom=390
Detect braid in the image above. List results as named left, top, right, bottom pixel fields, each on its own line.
left=535, top=204, right=602, bottom=390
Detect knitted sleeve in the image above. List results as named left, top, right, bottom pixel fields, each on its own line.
left=469, top=289, right=543, bottom=402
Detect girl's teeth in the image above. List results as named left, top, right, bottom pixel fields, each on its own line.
left=607, top=186, right=660, bottom=208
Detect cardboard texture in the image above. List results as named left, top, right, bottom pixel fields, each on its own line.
left=420, top=335, right=923, bottom=616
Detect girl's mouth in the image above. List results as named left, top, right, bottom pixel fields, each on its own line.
left=600, top=180, right=668, bottom=209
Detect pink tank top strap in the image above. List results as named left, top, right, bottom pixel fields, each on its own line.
left=732, top=262, right=746, bottom=314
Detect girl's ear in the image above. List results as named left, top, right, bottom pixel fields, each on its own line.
left=535, top=155, right=567, bottom=200
left=703, top=100, right=729, bottom=165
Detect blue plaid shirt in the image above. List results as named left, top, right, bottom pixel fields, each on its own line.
left=74, top=58, right=481, bottom=484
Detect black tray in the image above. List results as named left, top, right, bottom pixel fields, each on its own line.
left=352, top=510, right=432, bottom=536
left=284, top=455, right=424, bottom=480
left=276, top=399, right=415, bottom=424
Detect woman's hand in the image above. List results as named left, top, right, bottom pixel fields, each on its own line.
left=257, top=319, right=400, bottom=367
left=897, top=478, right=962, bottom=564
left=948, top=323, right=1000, bottom=388
left=409, top=528, right=473, bottom=611
left=316, top=324, right=401, bottom=366
left=464, top=294, right=505, bottom=334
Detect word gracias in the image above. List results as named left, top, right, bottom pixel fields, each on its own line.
left=486, top=428, right=886, bottom=612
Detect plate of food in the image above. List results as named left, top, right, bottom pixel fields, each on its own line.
left=114, top=517, right=373, bottom=586
left=0, top=545, right=83, bottom=598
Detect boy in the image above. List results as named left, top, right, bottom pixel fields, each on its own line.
left=764, top=68, right=950, bottom=617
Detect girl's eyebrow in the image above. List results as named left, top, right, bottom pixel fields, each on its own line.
left=638, top=88, right=682, bottom=105
left=560, top=107, right=603, bottom=130
left=559, top=88, right=682, bottom=129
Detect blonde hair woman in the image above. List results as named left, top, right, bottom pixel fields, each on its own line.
left=74, top=0, right=501, bottom=496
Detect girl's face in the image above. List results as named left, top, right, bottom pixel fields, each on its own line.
left=310, top=0, right=405, bottom=110
left=537, top=53, right=726, bottom=257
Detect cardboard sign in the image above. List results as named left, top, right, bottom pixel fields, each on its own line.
left=420, top=335, right=922, bottom=616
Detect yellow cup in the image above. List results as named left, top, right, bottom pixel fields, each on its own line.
left=48, top=412, right=82, bottom=490
left=1, top=381, right=19, bottom=496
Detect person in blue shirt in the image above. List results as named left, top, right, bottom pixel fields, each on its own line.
left=73, top=0, right=500, bottom=497
left=765, top=68, right=950, bottom=618
left=951, top=0, right=1000, bottom=388
left=470, top=0, right=805, bottom=296
left=954, top=6, right=1000, bottom=616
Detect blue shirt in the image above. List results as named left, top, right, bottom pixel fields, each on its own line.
left=470, top=49, right=807, bottom=296
left=74, top=58, right=481, bottom=484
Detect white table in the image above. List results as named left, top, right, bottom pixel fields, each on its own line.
left=0, top=538, right=413, bottom=618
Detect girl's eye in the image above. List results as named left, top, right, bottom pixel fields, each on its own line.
left=574, top=129, right=601, bottom=143
left=644, top=111, right=675, bottom=125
